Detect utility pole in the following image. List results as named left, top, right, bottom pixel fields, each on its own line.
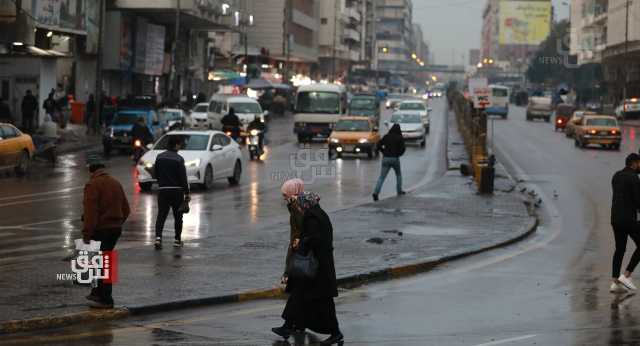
left=623, top=0, right=630, bottom=101
left=170, top=0, right=181, bottom=103
left=93, top=0, right=105, bottom=135
left=283, top=0, right=291, bottom=84
left=332, top=0, right=339, bottom=82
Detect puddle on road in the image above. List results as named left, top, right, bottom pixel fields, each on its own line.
left=402, top=225, right=470, bottom=236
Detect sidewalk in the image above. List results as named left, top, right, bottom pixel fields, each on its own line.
left=56, top=123, right=102, bottom=154
left=0, top=110, right=537, bottom=333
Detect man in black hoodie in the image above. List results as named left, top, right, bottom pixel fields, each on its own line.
left=372, top=123, right=406, bottom=201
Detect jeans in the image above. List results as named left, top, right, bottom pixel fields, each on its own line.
left=613, top=224, right=640, bottom=278
left=155, top=189, right=185, bottom=241
left=90, top=228, right=121, bottom=304
left=373, top=157, right=403, bottom=196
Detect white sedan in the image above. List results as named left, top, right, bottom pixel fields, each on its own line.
left=386, top=112, right=426, bottom=147
left=137, top=130, right=243, bottom=191
left=190, top=102, right=211, bottom=130
left=396, top=100, right=431, bottom=133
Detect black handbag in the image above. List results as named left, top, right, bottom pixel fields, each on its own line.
left=178, top=199, right=190, bottom=214
left=287, top=250, right=319, bottom=280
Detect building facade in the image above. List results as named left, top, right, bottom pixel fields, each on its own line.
left=373, top=0, right=413, bottom=78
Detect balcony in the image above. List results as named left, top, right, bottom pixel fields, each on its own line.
left=114, top=0, right=231, bottom=30
left=343, top=7, right=362, bottom=23
left=292, top=9, right=318, bottom=31
left=343, top=28, right=361, bottom=42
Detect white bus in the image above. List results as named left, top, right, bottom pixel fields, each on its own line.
left=485, top=85, right=510, bottom=119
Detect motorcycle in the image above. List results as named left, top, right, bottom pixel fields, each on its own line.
left=132, top=139, right=147, bottom=163
left=32, top=136, right=57, bottom=166
left=222, top=125, right=241, bottom=143
left=247, top=129, right=263, bottom=160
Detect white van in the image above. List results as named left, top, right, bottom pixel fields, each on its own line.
left=208, top=95, right=267, bottom=132
left=293, top=84, right=347, bottom=143
left=486, top=85, right=510, bottom=119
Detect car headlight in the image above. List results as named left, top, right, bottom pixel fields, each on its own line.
left=250, top=129, right=259, bottom=136
left=386, top=101, right=391, bottom=107
left=358, top=138, right=368, bottom=143
left=330, top=138, right=340, bottom=144
left=139, top=160, right=153, bottom=169
left=185, top=159, right=201, bottom=168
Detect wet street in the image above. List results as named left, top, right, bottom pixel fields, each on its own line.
left=3, top=102, right=640, bottom=345
left=0, top=101, right=441, bottom=267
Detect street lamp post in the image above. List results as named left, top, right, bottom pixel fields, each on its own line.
left=234, top=10, right=254, bottom=84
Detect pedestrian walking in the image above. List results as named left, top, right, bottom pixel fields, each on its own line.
left=43, top=92, right=57, bottom=121
left=85, top=94, right=95, bottom=133
left=280, top=179, right=305, bottom=287
left=610, top=153, right=640, bottom=293
left=82, top=153, right=130, bottom=308
left=273, top=192, right=344, bottom=345
left=0, top=98, right=12, bottom=124
left=154, top=135, right=190, bottom=249
left=21, top=90, right=38, bottom=132
left=372, top=123, right=406, bottom=201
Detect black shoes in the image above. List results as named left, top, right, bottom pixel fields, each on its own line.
left=372, top=193, right=379, bottom=201
left=271, top=326, right=293, bottom=339
left=320, top=331, right=344, bottom=345
left=398, top=191, right=407, bottom=196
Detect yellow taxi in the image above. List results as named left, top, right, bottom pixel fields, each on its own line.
left=328, top=116, right=380, bottom=159
left=565, top=110, right=596, bottom=138
left=0, top=123, right=35, bottom=174
left=574, top=115, right=621, bottom=150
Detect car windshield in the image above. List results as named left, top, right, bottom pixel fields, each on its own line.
left=334, top=120, right=370, bottom=132
left=391, top=113, right=421, bottom=123
left=154, top=134, right=210, bottom=151
left=112, top=114, right=140, bottom=125
left=586, top=118, right=617, bottom=127
left=398, top=102, right=426, bottom=111
left=231, top=102, right=262, bottom=114
left=193, top=105, right=208, bottom=113
left=296, top=92, right=340, bottom=114
left=350, top=98, right=376, bottom=110
left=492, top=88, right=508, bottom=97
left=159, top=111, right=181, bottom=122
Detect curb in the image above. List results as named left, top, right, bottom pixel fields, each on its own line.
left=0, top=215, right=538, bottom=335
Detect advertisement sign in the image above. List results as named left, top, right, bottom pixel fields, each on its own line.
left=33, top=0, right=61, bottom=27
left=469, top=77, right=491, bottom=109
left=134, top=18, right=166, bottom=76
left=499, top=0, right=551, bottom=45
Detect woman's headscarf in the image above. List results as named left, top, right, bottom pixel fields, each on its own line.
left=281, top=178, right=304, bottom=198
left=293, top=192, right=320, bottom=211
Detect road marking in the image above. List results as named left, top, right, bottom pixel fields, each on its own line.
left=0, top=186, right=83, bottom=201
left=472, top=334, right=537, bottom=346
left=0, top=195, right=75, bottom=208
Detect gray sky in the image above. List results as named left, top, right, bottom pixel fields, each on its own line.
left=413, top=0, right=570, bottom=65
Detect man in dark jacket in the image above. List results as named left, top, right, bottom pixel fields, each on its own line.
left=43, top=92, right=57, bottom=118
left=130, top=117, right=153, bottom=145
left=82, top=153, right=130, bottom=308
left=154, top=135, right=190, bottom=249
left=611, top=153, right=640, bottom=293
left=221, top=107, right=241, bottom=140
left=21, top=90, right=38, bottom=132
left=372, top=123, right=406, bottom=201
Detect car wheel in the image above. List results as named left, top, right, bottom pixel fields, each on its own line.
left=367, top=149, right=373, bottom=159
left=228, top=161, right=242, bottom=185
left=581, top=140, right=587, bottom=148
left=139, top=182, right=152, bottom=192
left=297, top=134, right=306, bottom=143
left=15, top=151, right=30, bottom=175
left=614, top=143, right=621, bottom=151
left=420, top=136, right=426, bottom=147
left=202, top=165, right=214, bottom=190
left=574, top=138, right=579, bottom=147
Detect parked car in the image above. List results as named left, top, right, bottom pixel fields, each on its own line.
left=574, top=115, right=621, bottom=150
left=136, top=131, right=243, bottom=191
left=0, top=123, right=35, bottom=175
left=103, top=109, right=163, bottom=156
left=328, top=116, right=380, bottom=159
left=396, top=100, right=431, bottom=132
left=386, top=112, right=426, bottom=147
left=615, top=98, right=640, bottom=120
left=189, top=102, right=211, bottom=130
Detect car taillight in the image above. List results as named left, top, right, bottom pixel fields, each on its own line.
left=557, top=119, right=563, bottom=124
left=612, top=130, right=620, bottom=135
left=134, top=139, right=142, bottom=147
left=589, top=130, right=597, bottom=135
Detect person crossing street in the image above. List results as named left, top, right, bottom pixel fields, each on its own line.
left=372, top=123, right=406, bottom=202
left=154, top=135, right=190, bottom=249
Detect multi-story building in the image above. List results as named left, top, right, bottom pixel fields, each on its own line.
left=247, top=0, right=319, bottom=83
left=373, top=0, right=414, bottom=79
left=411, top=23, right=429, bottom=63
left=317, top=0, right=365, bottom=81
left=469, top=48, right=481, bottom=67
left=570, top=0, right=608, bottom=65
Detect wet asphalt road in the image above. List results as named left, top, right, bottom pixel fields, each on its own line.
left=5, top=102, right=640, bottom=346
left=0, top=100, right=439, bottom=267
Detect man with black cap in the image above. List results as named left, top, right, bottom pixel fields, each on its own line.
left=610, top=153, right=640, bottom=293
left=82, top=153, right=130, bottom=308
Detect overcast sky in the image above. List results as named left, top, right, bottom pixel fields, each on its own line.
left=413, top=0, right=570, bottom=65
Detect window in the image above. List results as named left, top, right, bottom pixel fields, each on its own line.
left=194, top=104, right=208, bottom=113
left=492, top=88, right=508, bottom=97
left=296, top=92, right=341, bottom=114
left=586, top=118, right=617, bottom=127
left=334, top=119, right=371, bottom=132
left=321, top=18, right=328, bottom=25
left=398, top=102, right=426, bottom=111
left=213, top=134, right=230, bottom=148
left=0, top=125, right=18, bottom=139
left=155, top=134, right=210, bottom=151
left=230, top=102, right=262, bottom=114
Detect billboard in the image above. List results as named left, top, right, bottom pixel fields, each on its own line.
left=499, top=0, right=551, bottom=45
